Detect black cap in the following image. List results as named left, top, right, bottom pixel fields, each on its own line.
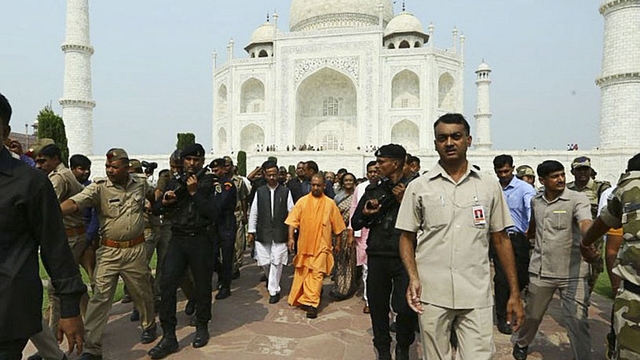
left=181, top=143, right=205, bottom=158
left=375, top=144, right=406, bottom=160
left=209, top=158, right=226, bottom=169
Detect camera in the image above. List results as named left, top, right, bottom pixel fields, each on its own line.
left=141, top=161, right=158, bottom=175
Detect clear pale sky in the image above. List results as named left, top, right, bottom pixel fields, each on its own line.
left=2, top=0, right=604, bottom=155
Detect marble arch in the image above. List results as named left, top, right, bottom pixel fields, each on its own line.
left=295, top=67, right=357, bottom=149
left=438, top=72, right=456, bottom=111
left=240, top=78, right=265, bottom=113
left=392, top=69, right=420, bottom=108
left=217, top=127, right=227, bottom=153
left=391, top=119, right=419, bottom=151
left=240, top=124, right=265, bottom=151
left=217, top=84, right=227, bottom=117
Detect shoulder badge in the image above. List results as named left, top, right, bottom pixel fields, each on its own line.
left=215, top=183, right=222, bottom=194
left=94, top=177, right=107, bottom=184
left=224, top=181, right=233, bottom=191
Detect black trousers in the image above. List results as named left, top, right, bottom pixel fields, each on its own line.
left=492, top=231, right=530, bottom=321
left=160, top=233, right=214, bottom=332
left=367, top=256, right=417, bottom=351
left=0, top=338, right=27, bottom=360
left=213, top=224, right=236, bottom=289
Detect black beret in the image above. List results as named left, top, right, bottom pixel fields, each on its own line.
left=209, top=158, right=226, bottom=169
left=375, top=144, right=406, bottom=160
left=181, top=143, right=205, bottom=158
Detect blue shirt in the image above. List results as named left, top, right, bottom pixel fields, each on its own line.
left=502, top=176, right=536, bottom=234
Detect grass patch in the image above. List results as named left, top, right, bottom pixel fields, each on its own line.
left=593, top=270, right=615, bottom=299
left=40, top=252, right=157, bottom=311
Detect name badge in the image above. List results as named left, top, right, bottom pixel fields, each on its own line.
left=472, top=205, right=486, bottom=226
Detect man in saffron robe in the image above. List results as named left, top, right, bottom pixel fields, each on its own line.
left=286, top=174, right=346, bottom=318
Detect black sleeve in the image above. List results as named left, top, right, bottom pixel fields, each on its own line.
left=31, top=174, right=86, bottom=318
left=192, top=177, right=236, bottom=221
left=351, top=188, right=373, bottom=231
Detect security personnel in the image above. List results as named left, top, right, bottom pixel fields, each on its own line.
left=581, top=153, right=640, bottom=359
left=567, top=156, right=611, bottom=292
left=210, top=158, right=238, bottom=300
left=153, top=150, right=196, bottom=318
left=34, top=143, right=89, bottom=334
left=351, top=144, right=417, bottom=360
left=61, top=148, right=157, bottom=360
left=223, top=155, right=249, bottom=279
left=148, top=144, right=233, bottom=359
left=516, top=164, right=536, bottom=188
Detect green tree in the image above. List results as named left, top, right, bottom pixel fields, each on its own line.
left=237, top=151, right=247, bottom=176
left=37, top=106, right=68, bottom=165
left=176, top=133, right=195, bottom=151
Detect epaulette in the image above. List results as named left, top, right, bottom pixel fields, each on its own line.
left=158, top=169, right=170, bottom=178
left=93, top=177, right=108, bottom=184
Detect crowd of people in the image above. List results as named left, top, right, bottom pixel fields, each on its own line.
left=2, top=90, right=640, bottom=360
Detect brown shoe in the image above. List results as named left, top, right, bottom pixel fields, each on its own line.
left=363, top=305, right=370, bottom=314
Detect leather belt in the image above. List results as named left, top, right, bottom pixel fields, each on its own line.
left=65, top=227, right=86, bottom=237
left=623, top=280, right=640, bottom=295
left=101, top=234, right=145, bottom=248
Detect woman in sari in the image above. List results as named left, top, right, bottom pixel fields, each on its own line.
left=330, top=173, right=358, bottom=300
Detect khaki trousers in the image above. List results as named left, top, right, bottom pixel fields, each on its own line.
left=83, top=242, right=155, bottom=355
left=47, top=233, right=89, bottom=335
left=418, top=303, right=494, bottom=360
left=515, top=275, right=591, bottom=360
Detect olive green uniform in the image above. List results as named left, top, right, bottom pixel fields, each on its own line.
left=599, top=171, right=640, bottom=360
left=70, top=173, right=156, bottom=356
left=568, top=177, right=611, bottom=291
left=232, top=174, right=249, bottom=273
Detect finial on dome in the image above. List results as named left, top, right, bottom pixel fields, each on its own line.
left=267, top=12, right=270, bottom=22
left=402, top=0, right=406, bottom=12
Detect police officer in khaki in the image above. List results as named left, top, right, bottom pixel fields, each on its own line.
left=61, top=148, right=157, bottom=360
left=567, top=156, right=611, bottom=292
left=29, top=143, right=89, bottom=360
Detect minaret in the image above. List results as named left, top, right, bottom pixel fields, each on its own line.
left=474, top=61, right=492, bottom=150
left=60, top=0, right=95, bottom=156
left=596, top=0, right=640, bottom=150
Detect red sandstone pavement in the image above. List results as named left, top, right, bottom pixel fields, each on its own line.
left=25, top=259, right=612, bottom=360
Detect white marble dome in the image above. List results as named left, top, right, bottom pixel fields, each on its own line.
left=384, top=11, right=424, bottom=37
left=249, top=22, right=275, bottom=44
left=477, top=61, right=491, bottom=72
left=290, top=0, right=394, bottom=32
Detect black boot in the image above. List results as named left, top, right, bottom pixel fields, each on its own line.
left=148, top=334, right=179, bottom=360
left=375, top=346, right=392, bottom=360
left=395, top=346, right=410, bottom=360
left=192, top=324, right=210, bottom=348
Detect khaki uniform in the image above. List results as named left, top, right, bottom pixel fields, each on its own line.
left=600, top=171, right=640, bottom=359
left=396, top=163, right=513, bottom=360
left=232, top=174, right=249, bottom=273
left=70, top=174, right=156, bottom=356
left=568, top=178, right=611, bottom=291
left=46, top=163, right=88, bottom=333
left=516, top=189, right=593, bottom=360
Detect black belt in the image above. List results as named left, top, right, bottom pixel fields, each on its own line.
left=507, top=230, right=525, bottom=238
left=623, top=280, right=640, bottom=295
left=172, top=228, right=206, bottom=237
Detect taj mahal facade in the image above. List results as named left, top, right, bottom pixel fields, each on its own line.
left=60, top=0, right=640, bottom=182
left=212, top=0, right=467, bottom=155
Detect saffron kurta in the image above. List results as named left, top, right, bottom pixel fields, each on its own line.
left=286, top=193, right=346, bottom=307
